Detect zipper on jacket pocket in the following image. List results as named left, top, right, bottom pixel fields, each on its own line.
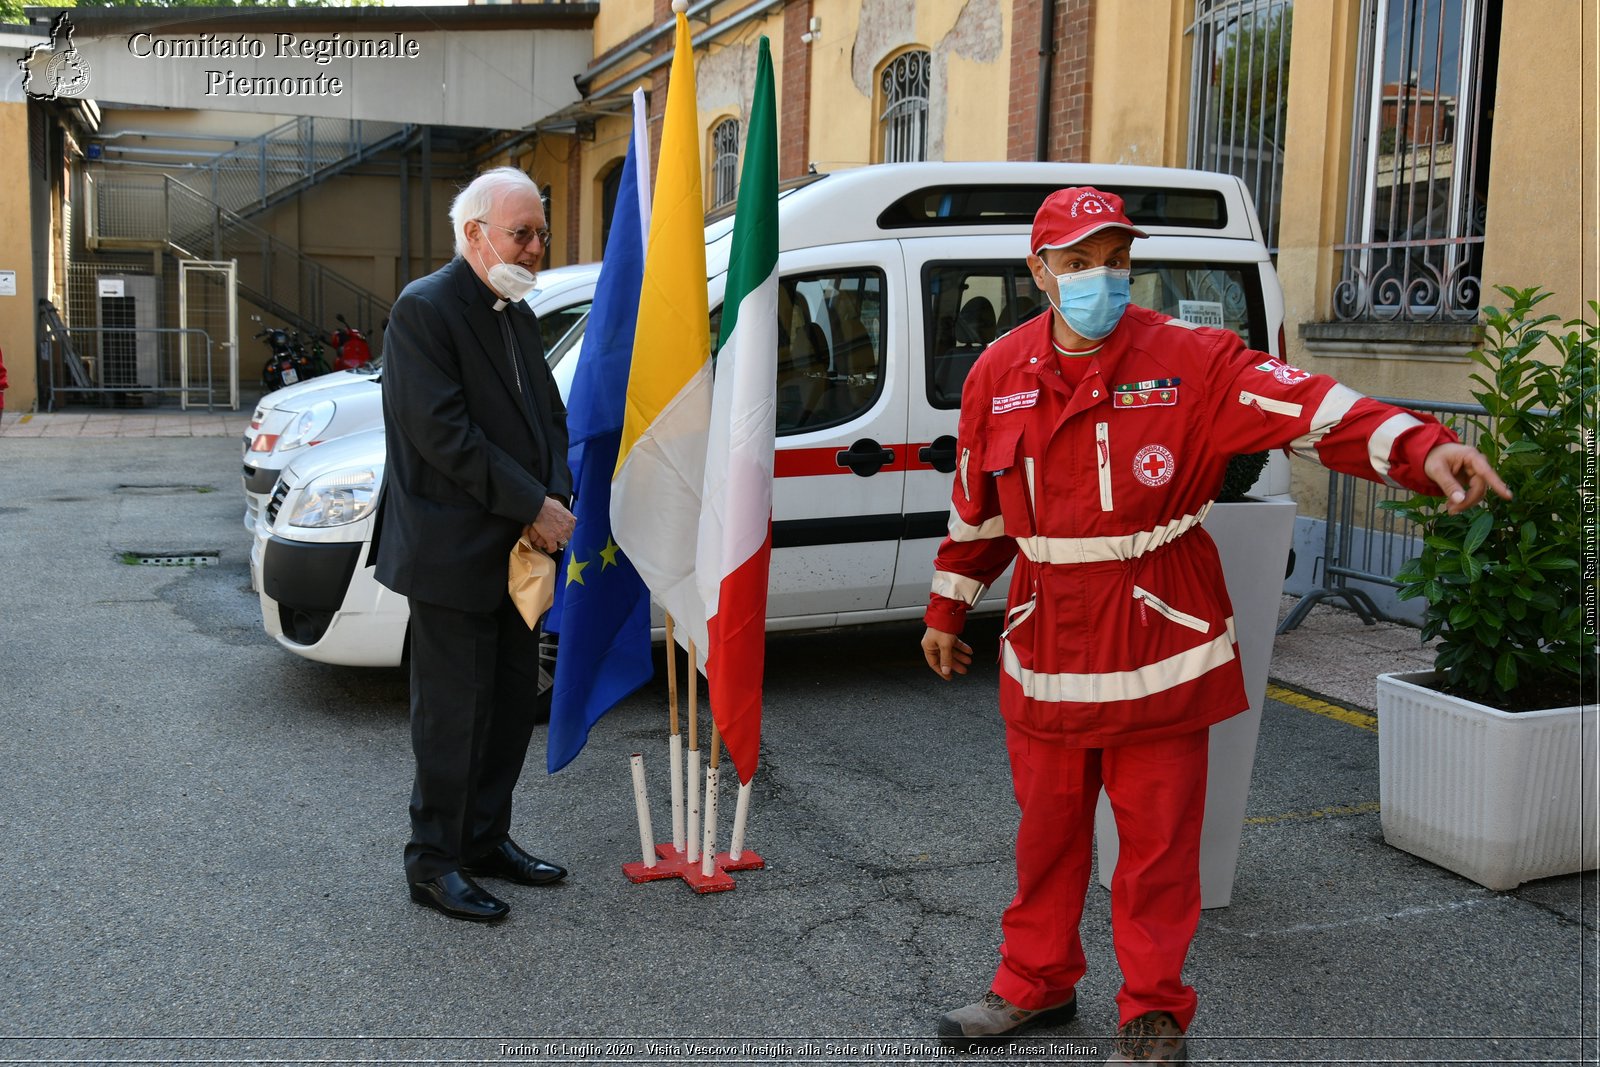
left=1096, top=422, right=1113, bottom=512
left=1132, top=585, right=1210, bottom=633
left=959, top=447, right=971, bottom=501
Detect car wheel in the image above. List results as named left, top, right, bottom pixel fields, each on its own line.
left=533, top=629, right=557, bottom=724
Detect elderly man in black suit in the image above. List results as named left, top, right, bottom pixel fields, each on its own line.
left=374, top=166, right=576, bottom=923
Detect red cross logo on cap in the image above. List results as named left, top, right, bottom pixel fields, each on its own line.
left=1133, top=443, right=1176, bottom=487
left=1082, top=198, right=1106, bottom=214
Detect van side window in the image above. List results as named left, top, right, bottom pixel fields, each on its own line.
left=924, top=263, right=1043, bottom=409
left=1126, top=263, right=1266, bottom=350
left=770, top=268, right=886, bottom=435
left=923, top=260, right=1268, bottom=410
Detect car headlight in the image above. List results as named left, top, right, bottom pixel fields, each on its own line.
left=285, top=467, right=380, bottom=528
left=278, top=400, right=337, bottom=452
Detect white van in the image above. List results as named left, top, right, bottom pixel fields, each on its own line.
left=239, top=263, right=601, bottom=532
left=250, top=162, right=1287, bottom=666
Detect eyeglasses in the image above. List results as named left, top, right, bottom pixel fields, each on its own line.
left=477, top=219, right=551, bottom=247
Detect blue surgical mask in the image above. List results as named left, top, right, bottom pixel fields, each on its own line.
left=1041, top=264, right=1131, bottom=340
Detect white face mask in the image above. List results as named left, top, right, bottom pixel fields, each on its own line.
left=474, top=224, right=538, bottom=308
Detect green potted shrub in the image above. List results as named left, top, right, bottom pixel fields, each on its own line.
left=1375, top=285, right=1597, bottom=890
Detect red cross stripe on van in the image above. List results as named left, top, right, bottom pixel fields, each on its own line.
left=1133, top=443, right=1176, bottom=487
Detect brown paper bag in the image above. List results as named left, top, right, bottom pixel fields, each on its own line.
left=508, top=535, right=557, bottom=629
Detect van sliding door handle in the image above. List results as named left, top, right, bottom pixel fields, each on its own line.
left=835, top=438, right=895, bottom=477
left=918, top=435, right=958, bottom=473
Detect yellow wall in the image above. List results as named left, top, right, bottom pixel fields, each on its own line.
left=939, top=0, right=1011, bottom=161
left=593, top=1, right=655, bottom=58
left=1090, top=0, right=1188, bottom=166
left=1480, top=0, right=1600, bottom=321
left=0, top=102, right=36, bottom=412
left=579, top=115, right=633, bottom=263
left=806, top=0, right=872, bottom=170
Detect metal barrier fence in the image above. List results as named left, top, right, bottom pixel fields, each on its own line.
left=37, top=317, right=221, bottom=412
left=1277, top=396, right=1489, bottom=633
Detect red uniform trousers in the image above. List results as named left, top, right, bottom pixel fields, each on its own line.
left=989, top=723, right=1208, bottom=1031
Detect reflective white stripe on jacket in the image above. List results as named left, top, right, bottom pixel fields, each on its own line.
left=924, top=307, right=1457, bottom=747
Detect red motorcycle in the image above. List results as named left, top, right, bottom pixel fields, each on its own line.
left=329, top=314, right=373, bottom=372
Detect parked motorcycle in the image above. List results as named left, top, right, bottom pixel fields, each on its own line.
left=256, top=323, right=328, bottom=392
left=328, top=314, right=373, bottom=372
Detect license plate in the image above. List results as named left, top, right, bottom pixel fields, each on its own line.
left=281, top=368, right=299, bottom=385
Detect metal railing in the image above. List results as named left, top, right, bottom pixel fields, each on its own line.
left=199, top=115, right=410, bottom=221
left=38, top=321, right=221, bottom=412
left=1278, top=396, right=1488, bottom=633
left=87, top=171, right=388, bottom=355
left=1334, top=0, right=1491, bottom=322
left=1187, top=0, right=1293, bottom=254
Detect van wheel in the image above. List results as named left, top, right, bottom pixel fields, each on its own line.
left=534, top=630, right=557, bottom=724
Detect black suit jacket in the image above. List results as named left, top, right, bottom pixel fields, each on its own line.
left=372, top=257, right=571, bottom=613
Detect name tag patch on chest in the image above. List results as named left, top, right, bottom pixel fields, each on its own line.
left=992, top=389, right=1040, bottom=414
left=1114, top=378, right=1180, bottom=409
left=1133, top=443, right=1176, bottom=487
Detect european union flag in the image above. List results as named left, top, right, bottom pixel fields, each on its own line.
left=546, top=119, right=653, bottom=773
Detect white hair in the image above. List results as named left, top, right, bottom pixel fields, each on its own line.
left=450, top=167, right=540, bottom=259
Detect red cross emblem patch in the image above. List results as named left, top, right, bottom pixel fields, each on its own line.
left=1133, top=444, right=1175, bottom=487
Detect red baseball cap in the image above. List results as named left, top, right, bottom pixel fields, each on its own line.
left=1031, top=187, right=1148, bottom=254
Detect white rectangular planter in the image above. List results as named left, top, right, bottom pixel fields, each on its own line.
left=1377, top=670, right=1597, bottom=891
left=1095, top=498, right=1296, bottom=909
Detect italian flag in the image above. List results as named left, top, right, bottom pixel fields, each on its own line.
left=696, top=36, right=778, bottom=785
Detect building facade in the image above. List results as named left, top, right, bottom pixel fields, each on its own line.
left=4, top=0, right=1594, bottom=465
left=545, top=0, right=1595, bottom=511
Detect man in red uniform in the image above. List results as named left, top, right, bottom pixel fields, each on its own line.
left=923, top=188, right=1508, bottom=1063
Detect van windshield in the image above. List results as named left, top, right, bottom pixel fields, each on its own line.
left=924, top=259, right=1268, bottom=409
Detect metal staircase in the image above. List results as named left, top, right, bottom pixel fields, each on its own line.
left=87, top=170, right=390, bottom=352
left=80, top=117, right=410, bottom=351
left=195, top=116, right=411, bottom=222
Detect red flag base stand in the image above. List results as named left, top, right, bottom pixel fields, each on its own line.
left=621, top=843, right=766, bottom=894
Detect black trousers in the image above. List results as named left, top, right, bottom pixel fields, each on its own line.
left=404, top=594, right=543, bottom=883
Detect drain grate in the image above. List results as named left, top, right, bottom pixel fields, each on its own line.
left=120, top=551, right=220, bottom=567
left=115, top=485, right=216, bottom=496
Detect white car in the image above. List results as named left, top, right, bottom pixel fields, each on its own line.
left=240, top=263, right=601, bottom=531
left=252, top=161, right=1290, bottom=667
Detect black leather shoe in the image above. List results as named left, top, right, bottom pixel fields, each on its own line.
left=462, top=839, right=567, bottom=886
left=408, top=871, right=510, bottom=922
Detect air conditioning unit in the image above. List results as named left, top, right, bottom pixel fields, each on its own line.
left=96, top=274, right=159, bottom=390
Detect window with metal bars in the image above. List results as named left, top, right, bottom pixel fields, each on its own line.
left=1334, top=0, right=1499, bottom=323
left=878, top=49, right=930, bottom=164
left=710, top=118, right=740, bottom=208
left=1187, top=0, right=1293, bottom=254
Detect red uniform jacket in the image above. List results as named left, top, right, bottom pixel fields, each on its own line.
left=925, top=307, right=1456, bottom=747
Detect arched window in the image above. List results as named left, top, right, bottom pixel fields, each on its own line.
left=710, top=118, right=740, bottom=207
left=878, top=49, right=930, bottom=163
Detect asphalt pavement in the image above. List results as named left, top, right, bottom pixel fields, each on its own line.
left=0, top=412, right=1593, bottom=1066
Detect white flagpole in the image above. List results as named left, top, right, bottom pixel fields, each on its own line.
left=685, top=637, right=701, bottom=863
left=701, top=728, right=722, bottom=877
left=665, top=614, right=686, bottom=851
left=729, top=778, right=754, bottom=861
left=628, top=754, right=656, bottom=868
